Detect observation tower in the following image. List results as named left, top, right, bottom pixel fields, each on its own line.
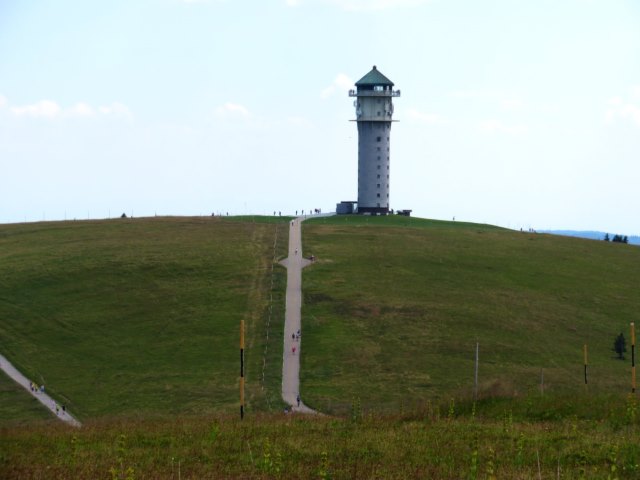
left=349, top=66, right=400, bottom=214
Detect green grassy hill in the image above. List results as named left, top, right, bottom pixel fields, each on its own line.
left=301, top=215, right=640, bottom=414
left=0, top=216, right=290, bottom=421
left=3, top=215, right=640, bottom=478
left=2, top=214, right=639, bottom=423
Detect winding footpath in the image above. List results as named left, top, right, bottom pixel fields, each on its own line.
left=280, top=216, right=317, bottom=413
left=0, top=353, right=81, bottom=427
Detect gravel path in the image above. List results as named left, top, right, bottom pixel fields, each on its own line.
left=0, top=353, right=81, bottom=427
left=280, top=216, right=317, bottom=413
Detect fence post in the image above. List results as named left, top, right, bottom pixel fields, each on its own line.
left=632, top=322, right=636, bottom=393
left=240, top=319, right=245, bottom=419
left=474, top=342, right=479, bottom=401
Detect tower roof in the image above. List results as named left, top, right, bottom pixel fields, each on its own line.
left=355, top=65, right=394, bottom=87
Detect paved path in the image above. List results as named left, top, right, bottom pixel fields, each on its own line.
left=0, top=353, right=81, bottom=427
left=280, top=216, right=317, bottom=413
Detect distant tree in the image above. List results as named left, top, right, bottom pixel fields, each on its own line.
left=604, top=233, right=610, bottom=242
left=611, top=234, right=629, bottom=244
left=613, top=333, right=627, bottom=360
left=120, top=213, right=127, bottom=218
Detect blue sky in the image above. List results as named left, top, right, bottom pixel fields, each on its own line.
left=1, top=0, right=639, bottom=234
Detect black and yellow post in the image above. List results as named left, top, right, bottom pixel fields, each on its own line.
left=631, top=322, right=636, bottom=394
left=583, top=344, right=588, bottom=387
left=240, top=319, right=245, bottom=419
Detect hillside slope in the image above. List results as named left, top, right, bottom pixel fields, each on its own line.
left=0, top=216, right=289, bottom=420
left=301, top=216, right=640, bottom=414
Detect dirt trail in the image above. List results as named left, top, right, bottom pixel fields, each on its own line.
left=0, top=353, right=81, bottom=427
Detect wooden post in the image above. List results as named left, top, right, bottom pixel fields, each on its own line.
left=632, top=322, right=636, bottom=394
left=583, top=344, right=588, bottom=387
left=474, top=342, right=479, bottom=401
left=240, top=319, right=245, bottom=419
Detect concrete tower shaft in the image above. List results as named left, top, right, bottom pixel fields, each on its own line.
left=349, top=66, right=400, bottom=214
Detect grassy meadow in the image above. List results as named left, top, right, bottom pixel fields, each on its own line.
left=3, top=214, right=640, bottom=478
left=301, top=215, right=640, bottom=414
left=0, top=216, right=290, bottom=421
left=2, top=394, right=640, bottom=478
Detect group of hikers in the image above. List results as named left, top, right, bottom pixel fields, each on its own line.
left=29, top=381, right=66, bottom=416
left=291, top=329, right=301, bottom=355
left=29, top=381, right=44, bottom=394
left=275, top=208, right=323, bottom=217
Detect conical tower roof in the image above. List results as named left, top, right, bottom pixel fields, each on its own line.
left=355, top=65, right=394, bottom=87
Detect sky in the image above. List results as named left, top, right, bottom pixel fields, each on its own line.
left=0, top=0, right=639, bottom=234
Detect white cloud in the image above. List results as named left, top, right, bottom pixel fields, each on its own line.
left=5, top=98, right=131, bottom=120
left=215, top=102, right=251, bottom=118
left=605, top=93, right=640, bottom=128
left=479, top=120, right=528, bottom=135
left=321, top=73, right=353, bottom=99
left=11, top=100, right=61, bottom=118
left=406, top=108, right=445, bottom=125
left=97, top=102, right=132, bottom=119
left=66, top=102, right=95, bottom=117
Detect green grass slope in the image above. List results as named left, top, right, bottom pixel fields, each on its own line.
left=0, top=216, right=290, bottom=420
left=0, top=370, right=54, bottom=424
left=301, top=215, right=640, bottom=414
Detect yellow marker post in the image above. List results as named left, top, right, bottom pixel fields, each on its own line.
left=632, top=322, right=636, bottom=394
left=240, top=320, right=245, bottom=419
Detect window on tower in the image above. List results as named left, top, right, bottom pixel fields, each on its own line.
left=376, top=136, right=381, bottom=142
left=377, top=193, right=381, bottom=198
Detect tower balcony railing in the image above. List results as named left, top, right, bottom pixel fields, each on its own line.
left=349, top=89, right=401, bottom=97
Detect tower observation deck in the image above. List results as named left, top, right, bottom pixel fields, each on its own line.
left=349, top=65, right=400, bottom=215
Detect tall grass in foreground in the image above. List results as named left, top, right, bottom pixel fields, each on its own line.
left=2, top=393, right=640, bottom=479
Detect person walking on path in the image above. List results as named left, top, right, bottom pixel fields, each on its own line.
left=280, top=215, right=317, bottom=414
left=0, top=353, right=81, bottom=427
